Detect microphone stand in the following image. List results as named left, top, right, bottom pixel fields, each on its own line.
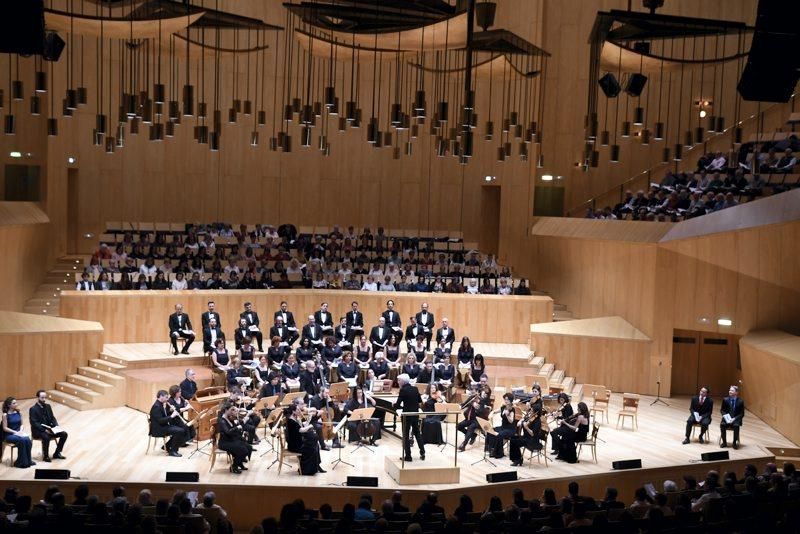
left=650, top=361, right=669, bottom=406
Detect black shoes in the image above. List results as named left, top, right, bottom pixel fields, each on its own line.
left=181, top=349, right=190, bottom=355
left=318, top=467, right=327, bottom=473
left=168, top=451, right=182, bottom=457
left=173, top=350, right=179, bottom=356
left=230, top=465, right=242, bottom=474
left=53, top=452, right=66, bottom=459
left=720, top=442, right=727, bottom=448
left=733, top=442, right=739, bottom=450
left=43, top=456, right=52, bottom=463
left=682, top=438, right=690, bottom=445
left=420, top=452, right=426, bottom=461
left=403, top=456, right=413, bottom=462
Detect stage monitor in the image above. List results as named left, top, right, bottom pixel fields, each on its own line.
left=486, top=471, right=518, bottom=483
left=346, top=476, right=378, bottom=487
left=34, top=469, right=70, bottom=480
left=701, top=451, right=730, bottom=462
left=612, top=459, right=642, bottom=470
left=166, top=472, right=200, bottom=483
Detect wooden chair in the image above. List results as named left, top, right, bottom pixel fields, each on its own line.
left=590, top=389, right=611, bottom=424
left=0, top=441, right=17, bottom=467
left=277, top=423, right=302, bottom=475
left=690, top=422, right=714, bottom=443
left=208, top=417, right=232, bottom=472
left=145, top=414, right=167, bottom=454
left=616, top=393, right=640, bottom=430
left=578, top=422, right=600, bottom=463
left=527, top=427, right=549, bottom=467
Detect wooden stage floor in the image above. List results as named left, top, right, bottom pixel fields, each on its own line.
left=1, top=393, right=792, bottom=490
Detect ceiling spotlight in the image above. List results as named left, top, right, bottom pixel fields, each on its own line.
left=67, top=156, right=76, bottom=164
left=541, top=174, right=554, bottom=181
left=717, top=318, right=733, bottom=327
left=699, top=109, right=707, bottom=118
left=9, top=151, right=22, bottom=158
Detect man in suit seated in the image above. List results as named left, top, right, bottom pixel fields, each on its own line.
left=682, top=386, right=713, bottom=445
left=720, top=385, right=744, bottom=449
left=202, top=318, right=225, bottom=354
left=405, top=316, right=424, bottom=353
left=201, top=301, right=222, bottom=331
left=268, top=316, right=293, bottom=354
left=314, top=302, right=335, bottom=335
left=149, top=389, right=191, bottom=457
left=435, top=318, right=456, bottom=353
left=239, top=302, right=264, bottom=352
left=274, top=301, right=299, bottom=345
left=29, top=390, right=68, bottom=462
left=369, top=317, right=391, bottom=354
left=76, top=272, right=95, bottom=291
left=302, top=315, right=324, bottom=348
left=168, top=303, right=195, bottom=355
left=299, top=360, right=323, bottom=397
left=180, top=369, right=198, bottom=401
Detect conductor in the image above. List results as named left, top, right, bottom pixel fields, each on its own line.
left=394, top=374, right=425, bottom=462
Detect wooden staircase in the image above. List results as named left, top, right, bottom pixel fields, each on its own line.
left=47, top=353, right=128, bottom=411
left=527, top=353, right=584, bottom=401
left=532, top=291, right=575, bottom=322
left=24, top=255, right=90, bottom=316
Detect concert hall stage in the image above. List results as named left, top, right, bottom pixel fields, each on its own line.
left=0, top=393, right=792, bottom=530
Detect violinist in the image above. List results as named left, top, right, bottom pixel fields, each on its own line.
left=486, top=393, right=517, bottom=459
left=555, top=402, right=590, bottom=464
left=284, top=398, right=325, bottom=475
left=168, top=385, right=196, bottom=443
left=548, top=392, right=574, bottom=455
left=217, top=403, right=251, bottom=474
left=509, top=389, right=544, bottom=466
left=225, top=388, right=261, bottom=444
left=344, top=387, right=379, bottom=444
left=457, top=388, right=490, bottom=451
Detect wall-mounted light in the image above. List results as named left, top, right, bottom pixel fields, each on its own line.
left=541, top=174, right=554, bottom=181
left=717, top=318, right=733, bottom=327
left=9, top=151, right=22, bottom=158
left=67, top=156, right=76, bottom=164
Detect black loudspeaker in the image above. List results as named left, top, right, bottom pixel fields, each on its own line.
left=486, top=471, right=518, bottom=483
left=346, top=476, right=378, bottom=487
left=737, top=0, right=800, bottom=102
left=598, top=73, right=621, bottom=98
left=701, top=451, right=730, bottom=462
left=34, top=469, right=70, bottom=480
left=0, top=0, right=45, bottom=55
left=612, top=459, right=642, bottom=470
left=165, top=472, right=199, bottom=483
left=625, top=73, right=648, bottom=97
left=43, top=32, right=66, bottom=62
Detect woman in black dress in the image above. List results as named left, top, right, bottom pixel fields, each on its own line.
left=237, top=336, right=256, bottom=363
left=217, top=404, right=251, bottom=474
left=402, top=353, right=421, bottom=381
left=344, top=387, right=379, bottom=443
left=281, top=354, right=301, bottom=389
left=421, top=387, right=445, bottom=445
left=556, top=402, right=590, bottom=464
left=469, top=354, right=487, bottom=387
left=509, top=390, right=544, bottom=466
left=409, top=335, right=427, bottom=363
left=384, top=335, right=401, bottom=364
left=210, top=339, right=230, bottom=388
left=337, top=352, right=358, bottom=381
left=486, top=393, right=517, bottom=459
left=295, top=337, right=316, bottom=364
left=321, top=336, right=343, bottom=367
left=457, top=336, right=474, bottom=365
left=354, top=335, right=372, bottom=365
left=284, top=400, right=325, bottom=475
left=433, top=339, right=451, bottom=365
left=267, top=336, right=286, bottom=366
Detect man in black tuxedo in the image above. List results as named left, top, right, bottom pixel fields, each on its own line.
left=239, top=301, right=263, bottom=352
left=683, top=386, right=713, bottom=444
left=149, top=390, right=191, bottom=457
left=435, top=318, right=456, bottom=352
left=405, top=316, right=424, bottom=352
left=334, top=317, right=353, bottom=351
left=720, top=385, right=745, bottom=449
left=369, top=317, right=391, bottom=353
left=268, top=316, right=293, bottom=348
left=299, top=360, right=323, bottom=397
left=180, top=369, right=198, bottom=401
left=202, top=318, right=225, bottom=354
left=29, top=390, right=68, bottom=462
left=382, top=299, right=403, bottom=343
left=394, top=374, right=425, bottom=462
left=415, top=302, right=435, bottom=350
left=313, top=302, right=334, bottom=335
left=345, top=301, right=364, bottom=341
left=274, top=301, right=299, bottom=345
left=201, top=301, right=221, bottom=331
left=302, top=315, right=324, bottom=348
left=168, top=303, right=195, bottom=355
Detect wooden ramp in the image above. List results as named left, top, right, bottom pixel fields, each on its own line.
left=472, top=342, right=532, bottom=368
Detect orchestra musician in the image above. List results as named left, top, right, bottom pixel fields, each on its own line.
left=548, top=393, right=575, bottom=455
left=168, top=385, right=196, bottom=442
left=217, top=403, right=251, bottom=474
left=201, top=300, right=222, bottom=331
left=485, top=393, right=517, bottom=459
left=457, top=387, right=491, bottom=451
left=344, top=387, right=379, bottom=444
left=414, top=302, right=435, bottom=350
left=202, top=318, right=225, bottom=355
left=226, top=389, right=261, bottom=444
left=258, top=372, right=283, bottom=400
left=555, top=402, right=590, bottom=464
left=394, top=374, right=425, bottom=462
left=284, top=398, right=326, bottom=475
left=334, top=317, right=354, bottom=351
left=179, top=368, right=198, bottom=401
left=273, top=301, right=299, bottom=346
left=29, top=390, right=68, bottom=462
left=509, top=390, right=544, bottom=466
left=299, top=360, right=323, bottom=396
left=149, top=390, right=191, bottom=457
left=720, top=385, right=744, bottom=449
left=308, top=387, right=343, bottom=450
left=382, top=300, right=403, bottom=343
left=683, top=386, right=713, bottom=445
left=168, top=304, right=195, bottom=355
left=421, top=387, right=446, bottom=445
left=239, top=301, right=264, bottom=352
left=345, top=301, right=364, bottom=342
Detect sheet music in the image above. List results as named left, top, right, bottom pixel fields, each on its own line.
left=693, top=411, right=701, bottom=423
left=723, top=413, right=733, bottom=424
left=248, top=325, right=260, bottom=332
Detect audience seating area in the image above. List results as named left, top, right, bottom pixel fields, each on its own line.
left=75, top=223, right=532, bottom=295
left=1, top=461, right=799, bottom=533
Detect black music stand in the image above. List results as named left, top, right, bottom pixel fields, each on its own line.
left=330, top=417, right=354, bottom=470
left=472, top=417, right=497, bottom=467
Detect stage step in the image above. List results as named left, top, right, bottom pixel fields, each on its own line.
left=553, top=303, right=567, bottom=312
left=562, top=376, right=576, bottom=394
left=98, top=352, right=127, bottom=366
left=572, top=384, right=584, bottom=401
left=539, top=363, right=555, bottom=378
left=55, top=381, right=102, bottom=402
left=78, top=366, right=126, bottom=385
left=23, top=305, right=59, bottom=316
left=530, top=356, right=545, bottom=368
left=553, top=310, right=574, bottom=321
left=89, top=358, right=126, bottom=374
left=67, top=373, right=113, bottom=393
left=47, top=389, right=91, bottom=411
left=550, top=369, right=565, bottom=385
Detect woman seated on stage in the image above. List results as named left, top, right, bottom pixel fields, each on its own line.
left=436, top=360, right=456, bottom=399
left=555, top=402, right=590, bottom=464
left=433, top=339, right=452, bottom=365
left=1, top=397, right=34, bottom=469
left=295, top=337, right=316, bottom=364
left=267, top=336, right=287, bottom=367
left=284, top=399, right=325, bottom=475
left=354, top=335, right=372, bottom=365
left=409, top=335, right=427, bottom=364
left=417, top=361, right=435, bottom=384
left=237, top=336, right=256, bottom=363
left=509, top=391, right=545, bottom=467
left=337, top=352, right=358, bottom=382
left=457, top=336, right=475, bottom=368
left=344, top=387, right=379, bottom=444
left=402, top=353, right=421, bottom=381
left=384, top=335, right=401, bottom=365
left=210, top=339, right=230, bottom=388
left=469, top=354, right=487, bottom=388
left=281, top=354, right=301, bottom=390
left=321, top=336, right=343, bottom=367
left=258, top=373, right=284, bottom=403
left=254, top=355, right=273, bottom=388
left=421, top=387, right=446, bottom=445
left=168, top=385, right=197, bottom=442
left=370, top=352, right=395, bottom=386
left=226, top=358, right=251, bottom=392
left=486, top=393, right=517, bottom=459
left=217, top=403, right=251, bottom=474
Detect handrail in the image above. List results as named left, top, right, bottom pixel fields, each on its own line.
left=566, top=94, right=797, bottom=217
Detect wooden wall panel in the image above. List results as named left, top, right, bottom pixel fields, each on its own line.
left=59, top=290, right=553, bottom=345
left=671, top=330, right=700, bottom=396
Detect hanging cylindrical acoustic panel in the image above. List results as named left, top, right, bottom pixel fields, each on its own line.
left=437, top=101, right=448, bottom=124
left=694, top=126, right=704, bottom=145
left=213, top=109, right=222, bottom=132
left=673, top=143, right=683, bottom=161
left=392, top=146, right=400, bottom=160
left=610, top=144, right=620, bottom=162
left=641, top=128, right=651, bottom=145
left=404, top=141, right=413, bottom=155
left=313, top=102, right=322, bottom=117
left=96, top=114, right=107, bottom=135
left=536, top=153, right=544, bottom=168
left=514, top=124, right=523, bottom=140
left=66, top=89, right=77, bottom=110
left=301, top=126, right=312, bottom=147
left=391, top=103, right=402, bottom=126
left=105, top=136, right=115, bottom=153
left=413, top=90, right=426, bottom=114
left=165, top=121, right=175, bottom=137
left=283, top=104, right=293, bottom=122
left=331, top=97, right=339, bottom=116
left=716, top=116, right=725, bottom=133
left=125, top=93, right=137, bottom=117
left=509, top=111, right=518, bottom=127
left=338, top=117, right=347, bottom=132
left=684, top=130, right=693, bottom=148
left=411, top=124, right=418, bottom=138
left=519, top=142, right=528, bottom=160
left=198, top=102, right=207, bottom=119
left=92, top=129, right=103, bottom=145
left=346, top=101, right=356, bottom=121
left=292, top=98, right=301, bottom=113
left=484, top=121, right=494, bottom=141
left=367, top=117, right=378, bottom=143
left=437, top=137, right=447, bottom=157
left=588, top=119, right=598, bottom=141
left=383, top=131, right=392, bottom=147
left=233, top=99, right=241, bottom=113
left=4, top=114, right=15, bottom=135
left=116, top=126, right=125, bottom=148
left=502, top=118, right=510, bottom=133
left=461, top=131, right=474, bottom=158
left=600, top=130, right=610, bottom=146
left=197, top=125, right=208, bottom=144
left=301, top=105, right=313, bottom=125
left=450, top=140, right=460, bottom=157
left=166, top=101, right=178, bottom=122
left=734, top=127, right=742, bottom=144
left=12, top=80, right=23, bottom=100
left=351, top=108, right=362, bottom=128
left=324, top=87, right=335, bottom=108
left=35, top=71, right=46, bottom=93
left=142, top=100, right=153, bottom=124
left=662, top=147, right=671, bottom=163
left=258, top=110, right=266, bottom=126
left=621, top=121, right=631, bottom=137
left=590, top=150, right=599, bottom=167
left=269, top=136, right=278, bottom=151
left=182, top=84, right=194, bottom=116
left=633, top=107, right=644, bottom=126
left=374, top=130, right=383, bottom=148
left=209, top=131, right=220, bottom=151
left=30, top=95, right=41, bottom=115
left=319, top=134, right=330, bottom=150
left=47, top=118, right=57, bottom=136
left=654, top=122, right=664, bottom=140
left=496, top=145, right=505, bottom=161
left=153, top=83, right=165, bottom=104
left=707, top=115, right=717, bottom=132
left=228, top=108, right=237, bottom=124
left=77, top=87, right=87, bottom=106
left=503, top=141, right=512, bottom=158
left=130, top=117, right=139, bottom=135
left=243, top=100, right=252, bottom=115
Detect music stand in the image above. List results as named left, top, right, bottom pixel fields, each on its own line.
left=472, top=417, right=497, bottom=467
left=348, top=407, right=376, bottom=454
left=329, top=381, right=350, bottom=401
left=281, top=391, right=306, bottom=406
left=437, top=402, right=461, bottom=452
left=187, top=408, right=213, bottom=459
left=262, top=410, right=285, bottom=461
left=330, top=416, right=353, bottom=470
